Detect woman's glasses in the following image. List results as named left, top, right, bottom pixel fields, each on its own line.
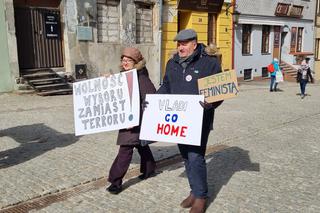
left=121, top=59, right=134, bottom=64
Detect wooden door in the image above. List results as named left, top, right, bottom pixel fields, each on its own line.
left=273, top=26, right=281, bottom=60
left=14, top=7, right=64, bottom=69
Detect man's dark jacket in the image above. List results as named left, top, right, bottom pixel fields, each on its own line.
left=157, top=43, right=222, bottom=132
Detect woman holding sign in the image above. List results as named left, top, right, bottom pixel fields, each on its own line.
left=106, top=47, right=156, bottom=194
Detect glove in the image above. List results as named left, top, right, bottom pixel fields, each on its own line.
left=142, top=100, right=149, bottom=111
left=199, top=100, right=213, bottom=109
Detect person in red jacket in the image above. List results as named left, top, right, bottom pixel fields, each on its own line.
left=106, top=47, right=156, bottom=194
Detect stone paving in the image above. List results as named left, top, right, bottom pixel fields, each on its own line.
left=1, top=81, right=320, bottom=212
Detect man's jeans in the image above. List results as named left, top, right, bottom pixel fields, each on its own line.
left=178, top=127, right=210, bottom=198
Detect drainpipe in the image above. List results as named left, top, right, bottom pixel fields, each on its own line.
left=158, top=0, right=163, bottom=85
left=232, top=0, right=236, bottom=69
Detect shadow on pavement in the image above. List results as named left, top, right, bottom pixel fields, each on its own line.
left=0, top=123, right=80, bottom=169
left=206, top=147, right=260, bottom=207
left=177, top=146, right=259, bottom=208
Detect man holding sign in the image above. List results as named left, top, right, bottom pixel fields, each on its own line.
left=157, top=29, right=223, bottom=213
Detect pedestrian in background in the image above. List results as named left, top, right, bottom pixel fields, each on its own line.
left=106, top=47, right=156, bottom=194
left=269, top=58, right=281, bottom=92
left=157, top=29, right=223, bottom=213
left=297, top=57, right=313, bottom=99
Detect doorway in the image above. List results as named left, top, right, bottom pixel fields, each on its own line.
left=273, top=26, right=281, bottom=60
left=14, top=7, right=64, bottom=70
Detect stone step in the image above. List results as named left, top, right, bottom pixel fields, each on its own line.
left=34, top=83, right=70, bottom=90
left=29, top=78, right=62, bottom=84
left=20, top=68, right=52, bottom=74
left=23, top=72, right=56, bottom=79
left=37, top=88, right=73, bottom=96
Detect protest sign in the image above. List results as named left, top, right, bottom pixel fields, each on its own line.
left=73, top=69, right=140, bottom=136
left=198, top=70, right=239, bottom=103
left=139, top=94, right=204, bottom=146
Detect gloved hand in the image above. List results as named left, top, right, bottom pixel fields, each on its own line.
left=199, top=100, right=213, bottom=109
left=142, top=100, right=149, bottom=111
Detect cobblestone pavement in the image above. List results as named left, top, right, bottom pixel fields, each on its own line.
left=1, top=81, right=320, bottom=212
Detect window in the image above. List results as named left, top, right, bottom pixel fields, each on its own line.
left=297, top=27, right=303, bottom=52
left=242, top=25, right=252, bottom=54
left=290, top=27, right=297, bottom=52
left=97, top=0, right=120, bottom=43
left=262, top=67, right=269, bottom=78
left=136, top=3, right=153, bottom=43
left=208, top=13, right=217, bottom=45
left=261, top=25, right=270, bottom=54
left=244, top=69, right=252, bottom=80
left=316, top=39, right=320, bottom=60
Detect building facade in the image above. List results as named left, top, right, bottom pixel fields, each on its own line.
left=234, top=0, right=315, bottom=81
left=1, top=0, right=236, bottom=93
left=161, top=0, right=233, bottom=78
left=1, top=0, right=162, bottom=93
left=0, top=0, right=18, bottom=92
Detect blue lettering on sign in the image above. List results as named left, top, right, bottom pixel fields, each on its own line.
left=165, top=114, right=178, bottom=123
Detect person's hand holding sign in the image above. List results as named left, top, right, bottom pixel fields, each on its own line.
left=199, top=100, right=223, bottom=110
left=142, top=100, right=149, bottom=111
left=199, top=100, right=213, bottom=109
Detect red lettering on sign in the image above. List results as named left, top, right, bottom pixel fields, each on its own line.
left=157, top=123, right=188, bottom=137
left=171, top=125, right=179, bottom=136
left=180, top=126, right=187, bottom=137
left=164, top=124, right=171, bottom=135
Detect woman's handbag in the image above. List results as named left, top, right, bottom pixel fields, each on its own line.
left=275, top=71, right=284, bottom=83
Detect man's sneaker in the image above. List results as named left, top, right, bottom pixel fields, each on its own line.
left=106, top=184, right=122, bottom=194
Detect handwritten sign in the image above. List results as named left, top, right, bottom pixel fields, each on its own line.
left=73, top=69, right=140, bottom=136
left=139, top=94, right=204, bottom=146
left=198, top=70, right=239, bottom=103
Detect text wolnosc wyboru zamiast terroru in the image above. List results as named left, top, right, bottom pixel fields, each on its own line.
left=73, top=75, right=128, bottom=130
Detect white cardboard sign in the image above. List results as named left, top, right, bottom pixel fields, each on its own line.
left=139, top=94, right=204, bottom=146
left=73, top=69, right=140, bottom=136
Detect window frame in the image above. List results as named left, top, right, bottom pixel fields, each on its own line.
left=290, top=27, right=297, bottom=52
left=296, top=27, right=303, bottom=52
left=315, top=39, right=320, bottom=60
left=261, top=25, right=270, bottom=54
left=135, top=2, right=154, bottom=44
left=242, top=24, right=252, bottom=55
left=96, top=0, right=120, bottom=43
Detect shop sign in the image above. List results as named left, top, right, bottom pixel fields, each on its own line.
left=44, top=13, right=60, bottom=38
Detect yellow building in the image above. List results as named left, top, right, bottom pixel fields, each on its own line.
left=161, top=0, right=233, bottom=77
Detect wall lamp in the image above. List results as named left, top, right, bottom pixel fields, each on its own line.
left=226, top=2, right=241, bottom=24
left=226, top=2, right=237, bottom=16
